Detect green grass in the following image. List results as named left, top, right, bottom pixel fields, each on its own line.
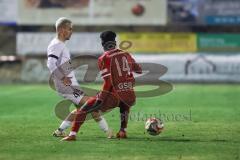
left=0, top=84, right=239, bottom=160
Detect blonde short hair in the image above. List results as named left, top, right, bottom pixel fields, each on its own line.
left=55, top=17, right=72, bottom=31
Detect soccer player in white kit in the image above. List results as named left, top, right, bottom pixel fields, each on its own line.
left=47, top=17, right=113, bottom=138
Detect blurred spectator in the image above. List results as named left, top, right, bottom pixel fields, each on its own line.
left=25, top=0, right=89, bottom=9
left=168, top=0, right=199, bottom=23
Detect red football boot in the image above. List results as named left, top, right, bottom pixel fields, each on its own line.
left=116, top=130, right=127, bottom=139
left=61, top=135, right=76, bottom=141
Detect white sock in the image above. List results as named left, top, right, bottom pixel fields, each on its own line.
left=59, top=120, right=71, bottom=131
left=98, top=116, right=109, bottom=132
left=69, top=131, right=77, bottom=136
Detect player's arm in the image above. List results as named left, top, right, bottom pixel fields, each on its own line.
left=47, top=45, right=72, bottom=86
left=98, top=57, right=112, bottom=91
left=128, top=54, right=142, bottom=74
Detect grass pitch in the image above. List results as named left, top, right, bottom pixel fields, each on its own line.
left=0, top=84, right=239, bottom=160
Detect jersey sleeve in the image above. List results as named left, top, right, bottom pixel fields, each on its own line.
left=98, top=56, right=111, bottom=79
left=98, top=55, right=113, bottom=92
left=47, top=43, right=65, bottom=79
left=128, top=54, right=142, bottom=74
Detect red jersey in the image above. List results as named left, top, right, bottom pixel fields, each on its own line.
left=98, top=49, right=142, bottom=106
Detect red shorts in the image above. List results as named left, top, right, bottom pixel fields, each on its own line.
left=85, top=90, right=135, bottom=113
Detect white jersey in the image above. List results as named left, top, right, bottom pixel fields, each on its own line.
left=47, top=38, right=83, bottom=104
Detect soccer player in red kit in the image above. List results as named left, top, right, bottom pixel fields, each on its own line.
left=62, top=31, right=142, bottom=141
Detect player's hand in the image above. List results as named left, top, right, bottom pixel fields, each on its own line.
left=62, top=76, right=72, bottom=86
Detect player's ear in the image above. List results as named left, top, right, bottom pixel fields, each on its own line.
left=56, top=27, right=61, bottom=33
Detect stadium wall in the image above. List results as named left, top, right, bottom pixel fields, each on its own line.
left=1, top=54, right=240, bottom=84
left=1, top=0, right=240, bottom=84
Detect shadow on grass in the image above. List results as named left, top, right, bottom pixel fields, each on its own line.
left=84, top=136, right=240, bottom=144
left=126, top=136, right=240, bottom=144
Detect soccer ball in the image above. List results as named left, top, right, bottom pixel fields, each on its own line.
left=131, top=3, right=145, bottom=16
left=145, top=118, right=164, bottom=136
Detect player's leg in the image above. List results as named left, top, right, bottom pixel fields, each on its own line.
left=91, top=111, right=113, bottom=138
left=53, top=95, right=112, bottom=138
left=53, top=110, right=75, bottom=137
left=62, top=97, right=100, bottom=141
left=61, top=91, right=118, bottom=141
left=116, top=101, right=130, bottom=138
left=53, top=110, right=112, bottom=138
left=52, top=95, right=88, bottom=137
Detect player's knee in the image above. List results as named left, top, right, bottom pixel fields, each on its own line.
left=119, top=102, right=130, bottom=112
left=87, top=97, right=97, bottom=106
left=91, top=112, right=101, bottom=122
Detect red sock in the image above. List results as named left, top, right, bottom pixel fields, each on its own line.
left=71, top=109, right=87, bottom=133
left=71, top=97, right=97, bottom=133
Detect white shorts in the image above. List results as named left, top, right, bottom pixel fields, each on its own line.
left=53, top=79, right=84, bottom=105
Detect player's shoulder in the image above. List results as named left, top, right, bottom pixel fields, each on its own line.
left=99, top=49, right=130, bottom=61
left=98, top=51, right=108, bottom=62
left=112, top=49, right=131, bottom=58
left=119, top=49, right=130, bottom=55
left=47, top=38, right=65, bottom=52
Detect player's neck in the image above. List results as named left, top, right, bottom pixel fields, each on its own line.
left=104, top=47, right=116, bottom=52
left=57, top=35, right=66, bottom=43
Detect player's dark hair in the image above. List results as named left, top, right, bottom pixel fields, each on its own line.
left=100, top=31, right=117, bottom=51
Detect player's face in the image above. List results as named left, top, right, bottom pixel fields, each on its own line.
left=63, top=23, right=73, bottom=40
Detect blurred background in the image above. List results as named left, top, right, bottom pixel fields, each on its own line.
left=1, top=0, right=240, bottom=84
